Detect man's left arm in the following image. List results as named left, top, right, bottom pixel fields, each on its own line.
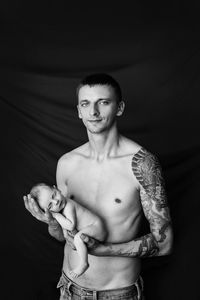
left=82, top=150, right=173, bottom=258
left=129, top=149, right=173, bottom=257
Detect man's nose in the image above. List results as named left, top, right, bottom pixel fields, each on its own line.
left=89, top=104, right=99, bottom=117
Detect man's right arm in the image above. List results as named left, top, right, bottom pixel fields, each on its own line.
left=48, top=218, right=65, bottom=242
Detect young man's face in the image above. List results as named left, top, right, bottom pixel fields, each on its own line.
left=38, top=186, right=66, bottom=212
left=77, top=84, right=124, bottom=134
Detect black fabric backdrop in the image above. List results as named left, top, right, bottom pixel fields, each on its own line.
left=1, top=3, right=200, bottom=300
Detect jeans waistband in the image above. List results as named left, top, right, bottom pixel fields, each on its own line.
left=57, top=271, right=144, bottom=299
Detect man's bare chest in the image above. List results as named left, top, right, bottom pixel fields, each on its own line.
left=65, top=159, right=141, bottom=219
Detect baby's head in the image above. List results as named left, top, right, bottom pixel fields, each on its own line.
left=30, top=183, right=66, bottom=212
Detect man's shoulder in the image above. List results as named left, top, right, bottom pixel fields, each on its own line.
left=120, top=136, right=145, bottom=156
left=131, top=144, right=162, bottom=185
left=121, top=136, right=157, bottom=158
left=57, top=143, right=89, bottom=166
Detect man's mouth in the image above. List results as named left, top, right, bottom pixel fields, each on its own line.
left=88, top=119, right=102, bottom=122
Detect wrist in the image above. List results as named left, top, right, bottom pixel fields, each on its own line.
left=49, top=220, right=60, bottom=228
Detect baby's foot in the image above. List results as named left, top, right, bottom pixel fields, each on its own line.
left=69, top=262, right=89, bottom=278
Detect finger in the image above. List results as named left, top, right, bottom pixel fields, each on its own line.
left=23, top=199, right=38, bottom=218
left=31, top=198, right=41, bottom=213
left=23, top=195, right=33, bottom=212
left=27, top=200, right=37, bottom=215
left=26, top=194, right=34, bottom=209
left=27, top=194, right=32, bottom=201
left=80, top=233, right=89, bottom=243
left=23, top=195, right=27, bottom=201
left=81, top=234, right=97, bottom=249
left=28, top=198, right=45, bottom=220
left=23, top=196, right=29, bottom=208
left=24, top=194, right=31, bottom=203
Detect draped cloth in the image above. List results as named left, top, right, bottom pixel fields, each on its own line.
left=0, top=10, right=200, bottom=300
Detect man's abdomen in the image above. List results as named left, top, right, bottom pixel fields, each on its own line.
left=62, top=245, right=141, bottom=290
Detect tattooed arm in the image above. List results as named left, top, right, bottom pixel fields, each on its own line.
left=129, top=148, right=173, bottom=257
left=82, top=148, right=173, bottom=258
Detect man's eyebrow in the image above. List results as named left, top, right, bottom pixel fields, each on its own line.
left=79, top=99, right=89, bottom=104
left=98, top=98, right=111, bottom=101
left=80, top=98, right=111, bottom=102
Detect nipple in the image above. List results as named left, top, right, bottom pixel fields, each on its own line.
left=115, top=198, right=122, bottom=203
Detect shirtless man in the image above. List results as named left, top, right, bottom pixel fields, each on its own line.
left=24, top=73, right=173, bottom=300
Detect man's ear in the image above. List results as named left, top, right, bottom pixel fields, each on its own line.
left=77, top=105, right=82, bottom=119
left=116, top=101, right=125, bottom=116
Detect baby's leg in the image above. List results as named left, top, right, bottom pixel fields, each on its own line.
left=69, top=232, right=89, bottom=278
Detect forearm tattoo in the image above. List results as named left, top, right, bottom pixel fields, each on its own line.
left=95, top=233, right=159, bottom=258
left=135, top=233, right=159, bottom=257
left=132, top=148, right=171, bottom=256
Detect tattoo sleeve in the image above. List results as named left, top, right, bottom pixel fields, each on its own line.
left=131, top=147, right=172, bottom=257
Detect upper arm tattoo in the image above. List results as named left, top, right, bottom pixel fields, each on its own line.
left=132, top=148, right=171, bottom=243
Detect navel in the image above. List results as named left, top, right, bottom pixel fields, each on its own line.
left=115, top=198, right=122, bottom=204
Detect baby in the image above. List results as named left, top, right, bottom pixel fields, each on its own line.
left=30, top=183, right=107, bottom=278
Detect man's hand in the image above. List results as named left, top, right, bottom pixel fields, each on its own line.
left=23, top=194, right=57, bottom=226
left=80, top=234, right=107, bottom=256
left=24, top=193, right=66, bottom=241
left=63, top=231, right=101, bottom=253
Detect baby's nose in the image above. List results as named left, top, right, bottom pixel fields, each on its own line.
left=52, top=198, right=59, bottom=205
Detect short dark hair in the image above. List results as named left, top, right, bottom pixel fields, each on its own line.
left=76, top=73, right=122, bottom=103
left=30, top=183, right=49, bottom=212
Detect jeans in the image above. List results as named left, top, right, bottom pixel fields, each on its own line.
left=57, top=271, right=144, bottom=300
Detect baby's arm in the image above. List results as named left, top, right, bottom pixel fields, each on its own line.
left=52, top=203, right=76, bottom=231
left=52, top=212, right=75, bottom=231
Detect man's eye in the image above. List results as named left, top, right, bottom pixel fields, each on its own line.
left=80, top=102, right=89, bottom=107
left=99, top=100, right=109, bottom=105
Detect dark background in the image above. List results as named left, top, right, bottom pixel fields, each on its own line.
left=1, top=2, right=200, bottom=299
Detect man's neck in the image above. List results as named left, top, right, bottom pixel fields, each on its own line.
left=87, top=127, right=121, bottom=162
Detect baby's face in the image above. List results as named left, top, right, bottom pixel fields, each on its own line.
left=38, top=186, right=66, bottom=212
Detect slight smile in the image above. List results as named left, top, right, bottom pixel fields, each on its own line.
left=88, top=119, right=102, bottom=122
